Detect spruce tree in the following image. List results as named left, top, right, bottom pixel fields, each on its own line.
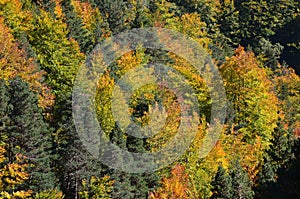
left=109, top=122, right=134, bottom=199
left=94, top=0, right=135, bottom=33
left=230, top=160, right=254, bottom=199
left=6, top=77, right=55, bottom=192
left=53, top=94, right=104, bottom=199
left=126, top=134, right=149, bottom=199
left=61, top=0, right=94, bottom=54
left=211, top=165, right=233, bottom=199
left=108, top=122, right=159, bottom=198
left=0, top=79, right=9, bottom=146
left=126, top=124, right=159, bottom=198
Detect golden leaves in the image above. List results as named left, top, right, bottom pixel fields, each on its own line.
left=0, top=18, right=54, bottom=109
left=150, top=164, right=192, bottom=199
left=0, top=147, right=32, bottom=198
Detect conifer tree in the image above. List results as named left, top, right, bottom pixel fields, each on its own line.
left=6, top=77, right=55, bottom=192
left=126, top=134, right=149, bottom=198
left=109, top=123, right=134, bottom=199
left=108, top=122, right=159, bottom=198
left=94, top=0, right=135, bottom=33
left=61, top=0, right=94, bottom=54
left=54, top=95, right=104, bottom=199
left=211, top=165, right=233, bottom=199
left=230, top=160, right=254, bottom=199
left=0, top=79, right=9, bottom=146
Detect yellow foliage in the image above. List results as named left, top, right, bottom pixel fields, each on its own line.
left=220, top=46, right=279, bottom=179
left=220, top=46, right=279, bottom=149
left=0, top=18, right=54, bottom=109
left=0, top=0, right=33, bottom=36
left=150, top=164, right=192, bottom=199
left=0, top=147, right=32, bottom=198
left=54, top=0, right=64, bottom=19
left=71, top=0, right=102, bottom=31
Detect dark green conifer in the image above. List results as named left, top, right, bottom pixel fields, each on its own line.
left=0, top=79, right=9, bottom=146
left=230, top=160, right=254, bottom=199
left=6, top=77, right=55, bottom=192
left=109, top=122, right=134, bottom=199
left=211, top=164, right=233, bottom=199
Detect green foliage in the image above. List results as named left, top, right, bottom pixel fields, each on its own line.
left=32, top=189, right=64, bottom=199
left=256, top=38, right=283, bottom=69
left=211, top=165, right=233, bottom=199
left=0, top=18, right=54, bottom=109
left=4, top=77, right=55, bottom=192
left=27, top=9, right=85, bottom=97
left=79, top=176, right=113, bottom=199
left=220, top=47, right=278, bottom=149
left=109, top=122, right=159, bottom=198
left=230, top=160, right=254, bottom=199
left=62, top=0, right=111, bottom=53
left=94, top=0, right=136, bottom=33
left=238, top=0, right=298, bottom=45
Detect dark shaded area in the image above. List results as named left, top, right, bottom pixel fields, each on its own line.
left=259, top=145, right=300, bottom=199
left=271, top=16, right=300, bottom=75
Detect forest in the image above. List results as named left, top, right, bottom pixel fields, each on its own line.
left=0, top=0, right=300, bottom=198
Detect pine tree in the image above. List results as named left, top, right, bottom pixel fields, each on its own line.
left=53, top=94, right=104, bottom=199
left=0, top=79, right=9, bottom=146
left=230, top=160, right=254, bottom=199
left=211, top=165, right=233, bottom=199
left=94, top=0, right=135, bottom=33
left=109, top=123, right=134, bottom=199
left=6, top=77, right=55, bottom=192
left=61, top=0, right=94, bottom=54
left=126, top=134, right=149, bottom=198
left=127, top=125, right=159, bottom=198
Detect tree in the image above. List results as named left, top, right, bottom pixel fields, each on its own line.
left=61, top=0, right=94, bottom=54
left=32, top=189, right=64, bottom=199
left=126, top=134, right=152, bottom=198
left=94, top=0, right=136, bottom=33
left=169, top=0, right=221, bottom=34
left=107, top=121, right=159, bottom=198
left=149, top=164, right=191, bottom=199
left=62, top=0, right=111, bottom=54
left=220, top=46, right=278, bottom=150
left=0, top=0, right=33, bottom=38
left=230, top=160, right=254, bottom=199
left=219, top=0, right=299, bottom=49
left=79, top=175, right=114, bottom=199
left=0, top=18, right=54, bottom=109
left=108, top=123, right=134, bottom=199
left=0, top=79, right=9, bottom=146
left=0, top=146, right=32, bottom=198
left=211, top=165, right=233, bottom=199
left=5, top=77, right=55, bottom=192
left=27, top=9, right=85, bottom=98
left=256, top=65, right=300, bottom=194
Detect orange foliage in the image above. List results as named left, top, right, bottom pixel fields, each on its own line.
left=54, top=0, right=64, bottom=19
left=71, top=0, right=99, bottom=31
left=150, top=164, right=191, bottom=199
left=0, top=18, right=54, bottom=109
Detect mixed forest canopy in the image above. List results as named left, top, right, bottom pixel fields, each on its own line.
left=0, top=0, right=300, bottom=198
